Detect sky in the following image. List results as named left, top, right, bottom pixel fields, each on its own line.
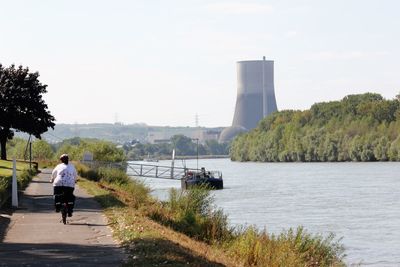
left=1, top=0, right=399, bottom=127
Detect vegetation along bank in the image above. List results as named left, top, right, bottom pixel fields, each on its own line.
left=231, top=93, right=400, bottom=162
left=77, top=161, right=345, bottom=266
left=4, top=125, right=346, bottom=265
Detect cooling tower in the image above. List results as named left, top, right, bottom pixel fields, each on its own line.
left=219, top=57, right=277, bottom=142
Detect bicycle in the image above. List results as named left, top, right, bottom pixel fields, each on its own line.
left=55, top=191, right=74, bottom=225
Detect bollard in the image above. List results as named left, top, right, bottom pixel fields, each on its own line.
left=12, top=158, right=18, bottom=208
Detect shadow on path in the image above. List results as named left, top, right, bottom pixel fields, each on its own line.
left=0, top=242, right=123, bottom=267
left=124, top=237, right=225, bottom=267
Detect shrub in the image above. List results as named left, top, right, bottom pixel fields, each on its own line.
left=75, top=162, right=100, bottom=181
left=150, top=185, right=234, bottom=243
left=0, top=176, right=10, bottom=207
left=97, top=167, right=129, bottom=185
left=228, top=226, right=345, bottom=267
left=0, top=167, right=37, bottom=208
left=120, top=179, right=151, bottom=208
left=18, top=169, right=37, bottom=189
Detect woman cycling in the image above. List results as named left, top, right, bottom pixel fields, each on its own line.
left=50, top=154, right=78, bottom=217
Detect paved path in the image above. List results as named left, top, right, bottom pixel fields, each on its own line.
left=0, top=170, right=126, bottom=267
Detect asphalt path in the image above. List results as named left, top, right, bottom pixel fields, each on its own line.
left=0, top=169, right=126, bottom=267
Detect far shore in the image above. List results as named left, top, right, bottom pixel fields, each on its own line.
left=136, top=155, right=230, bottom=161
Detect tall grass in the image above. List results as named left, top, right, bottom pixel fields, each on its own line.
left=149, top=185, right=234, bottom=244
left=77, top=162, right=150, bottom=208
left=0, top=176, right=10, bottom=207
left=0, top=168, right=37, bottom=208
left=148, top=184, right=345, bottom=266
left=78, top=162, right=345, bottom=266
left=228, top=226, right=345, bottom=267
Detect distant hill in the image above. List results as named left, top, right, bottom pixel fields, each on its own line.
left=24, top=123, right=226, bottom=144
left=230, top=93, right=400, bottom=162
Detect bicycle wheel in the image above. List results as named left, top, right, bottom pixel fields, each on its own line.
left=61, top=204, right=67, bottom=224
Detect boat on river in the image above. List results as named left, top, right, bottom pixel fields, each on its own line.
left=181, top=167, right=223, bottom=190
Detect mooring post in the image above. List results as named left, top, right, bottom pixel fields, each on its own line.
left=12, top=157, right=18, bottom=208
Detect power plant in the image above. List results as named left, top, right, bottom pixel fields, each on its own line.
left=219, top=57, right=278, bottom=142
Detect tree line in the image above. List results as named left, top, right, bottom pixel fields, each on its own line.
left=230, top=93, right=400, bottom=162
left=125, top=134, right=229, bottom=160
left=7, top=135, right=229, bottom=163
left=7, top=137, right=125, bottom=163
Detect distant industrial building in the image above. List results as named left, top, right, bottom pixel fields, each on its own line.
left=219, top=57, right=278, bottom=142
left=146, top=129, right=221, bottom=144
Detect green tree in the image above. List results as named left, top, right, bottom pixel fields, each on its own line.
left=6, top=137, right=27, bottom=159
left=0, top=64, right=55, bottom=159
left=88, top=141, right=125, bottom=162
left=171, top=135, right=197, bottom=156
left=32, top=140, right=54, bottom=160
left=230, top=92, right=400, bottom=162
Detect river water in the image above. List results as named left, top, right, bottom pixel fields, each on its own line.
left=127, top=158, right=400, bottom=266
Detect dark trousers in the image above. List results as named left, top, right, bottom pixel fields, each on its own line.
left=53, top=186, right=75, bottom=214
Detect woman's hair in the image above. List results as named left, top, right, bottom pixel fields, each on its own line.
left=60, top=154, right=69, bottom=164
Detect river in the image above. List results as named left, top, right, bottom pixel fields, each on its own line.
left=127, top=158, right=400, bottom=266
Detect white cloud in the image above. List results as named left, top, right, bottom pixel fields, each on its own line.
left=206, top=2, right=274, bottom=15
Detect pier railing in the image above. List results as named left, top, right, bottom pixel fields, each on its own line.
left=126, top=163, right=199, bottom=180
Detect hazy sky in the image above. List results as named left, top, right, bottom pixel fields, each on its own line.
left=1, top=0, right=399, bottom=127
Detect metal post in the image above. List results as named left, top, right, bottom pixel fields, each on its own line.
left=196, top=139, right=199, bottom=170
left=171, top=149, right=175, bottom=179
left=12, top=158, right=18, bottom=208
left=29, top=140, right=32, bottom=170
left=262, top=56, right=266, bottom=117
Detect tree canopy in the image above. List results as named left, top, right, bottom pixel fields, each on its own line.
left=0, top=64, right=55, bottom=159
left=230, top=93, right=400, bottom=162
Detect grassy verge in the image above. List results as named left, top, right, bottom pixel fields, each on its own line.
left=78, top=178, right=234, bottom=266
left=77, top=163, right=345, bottom=267
left=0, top=160, right=38, bottom=208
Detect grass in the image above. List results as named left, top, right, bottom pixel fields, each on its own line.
left=148, top=186, right=234, bottom=244
left=78, top=178, right=235, bottom=266
left=77, top=163, right=346, bottom=267
left=0, top=160, right=31, bottom=176
left=0, top=160, right=37, bottom=208
left=227, top=226, right=345, bottom=267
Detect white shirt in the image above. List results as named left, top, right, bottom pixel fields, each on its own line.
left=51, top=163, right=78, bottom=188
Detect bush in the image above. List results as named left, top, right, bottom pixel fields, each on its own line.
left=0, top=176, right=10, bottom=207
left=0, top=168, right=37, bottom=208
left=150, top=185, right=234, bottom=243
left=75, top=162, right=100, bottom=181
left=97, top=167, right=129, bottom=185
left=18, top=169, right=37, bottom=189
left=228, top=226, right=345, bottom=267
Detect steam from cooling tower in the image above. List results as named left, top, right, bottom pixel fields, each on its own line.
left=219, top=57, right=278, bottom=142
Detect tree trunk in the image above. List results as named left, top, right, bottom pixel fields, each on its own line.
left=0, top=130, right=8, bottom=160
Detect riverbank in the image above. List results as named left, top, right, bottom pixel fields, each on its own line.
left=148, top=158, right=400, bottom=265
left=78, top=178, right=235, bottom=266
left=138, top=154, right=230, bottom=161
left=77, top=163, right=345, bottom=266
